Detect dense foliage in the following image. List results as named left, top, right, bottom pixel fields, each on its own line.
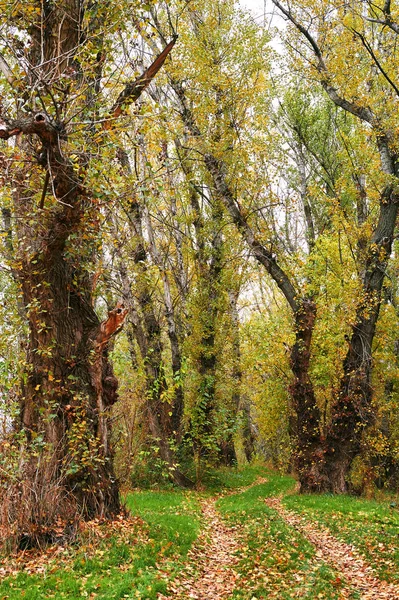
left=1, top=0, right=399, bottom=548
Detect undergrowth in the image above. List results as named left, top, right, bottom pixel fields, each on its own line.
left=0, top=491, right=200, bottom=600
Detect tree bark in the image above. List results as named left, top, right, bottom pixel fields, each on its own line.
left=323, top=194, right=399, bottom=492
left=0, top=2, right=176, bottom=545
left=272, top=0, right=399, bottom=491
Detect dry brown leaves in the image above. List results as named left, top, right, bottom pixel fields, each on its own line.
left=265, top=497, right=399, bottom=600
left=158, top=498, right=241, bottom=600
left=157, top=475, right=270, bottom=599
left=0, top=514, right=146, bottom=578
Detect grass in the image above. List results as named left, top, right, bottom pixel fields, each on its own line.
left=0, top=490, right=201, bottom=600
left=217, top=473, right=361, bottom=599
left=200, top=463, right=273, bottom=491
left=283, top=492, right=399, bottom=584
left=1, top=465, right=398, bottom=599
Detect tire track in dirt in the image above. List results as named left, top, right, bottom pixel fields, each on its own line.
left=265, top=497, right=399, bottom=600
left=158, top=497, right=241, bottom=599
left=157, top=478, right=270, bottom=599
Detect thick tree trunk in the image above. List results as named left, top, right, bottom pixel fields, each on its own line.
left=0, top=120, right=124, bottom=546
left=0, top=1, right=176, bottom=544
left=289, top=300, right=327, bottom=492
left=323, top=197, right=399, bottom=492
left=19, top=258, right=125, bottom=515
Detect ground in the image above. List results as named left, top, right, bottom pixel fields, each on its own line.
left=1, top=466, right=398, bottom=599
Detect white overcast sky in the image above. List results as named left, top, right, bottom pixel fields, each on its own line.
left=240, top=0, right=284, bottom=27
left=240, top=0, right=267, bottom=20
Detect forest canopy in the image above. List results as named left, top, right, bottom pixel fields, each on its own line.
left=0, top=0, right=399, bottom=549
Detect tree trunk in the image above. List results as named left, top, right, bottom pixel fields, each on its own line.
left=0, top=2, right=176, bottom=545
left=0, top=117, right=124, bottom=548
left=271, top=0, right=399, bottom=493
left=117, top=182, right=192, bottom=488
left=18, top=256, right=126, bottom=513
left=323, top=196, right=399, bottom=492
left=289, top=300, right=327, bottom=491
left=144, top=207, right=185, bottom=443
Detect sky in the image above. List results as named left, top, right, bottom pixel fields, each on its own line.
left=239, top=0, right=286, bottom=49
left=239, top=0, right=283, bottom=28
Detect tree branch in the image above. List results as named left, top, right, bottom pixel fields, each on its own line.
left=95, top=302, right=128, bottom=350
left=204, top=153, right=300, bottom=314
left=271, top=0, right=374, bottom=124
left=0, top=53, right=14, bottom=85
left=105, top=36, right=178, bottom=127
left=351, top=28, right=399, bottom=98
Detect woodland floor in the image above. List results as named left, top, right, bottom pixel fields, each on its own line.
left=158, top=476, right=399, bottom=600
left=1, top=467, right=399, bottom=599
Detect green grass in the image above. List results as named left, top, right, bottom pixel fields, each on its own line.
left=200, top=463, right=273, bottom=491
left=217, top=473, right=361, bottom=599
left=1, top=466, right=398, bottom=599
left=284, top=492, right=399, bottom=584
left=0, top=490, right=201, bottom=600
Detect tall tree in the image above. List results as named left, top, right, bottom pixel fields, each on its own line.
left=0, top=1, right=175, bottom=545
left=273, top=0, right=399, bottom=491
left=141, top=0, right=328, bottom=489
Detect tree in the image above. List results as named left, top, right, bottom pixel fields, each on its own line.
left=111, top=141, right=193, bottom=488
left=271, top=0, right=399, bottom=491
left=0, top=1, right=175, bottom=546
left=137, top=0, right=329, bottom=489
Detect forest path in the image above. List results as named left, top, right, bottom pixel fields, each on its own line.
left=266, top=497, right=399, bottom=600
left=159, top=480, right=399, bottom=600
left=158, top=495, right=241, bottom=599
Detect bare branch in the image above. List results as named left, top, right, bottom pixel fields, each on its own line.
left=351, top=28, right=399, bottom=98
left=364, top=15, right=399, bottom=35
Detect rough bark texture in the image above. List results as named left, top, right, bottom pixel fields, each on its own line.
left=323, top=193, right=399, bottom=492
left=272, top=0, right=399, bottom=492
left=0, top=2, right=176, bottom=545
left=289, top=300, right=326, bottom=492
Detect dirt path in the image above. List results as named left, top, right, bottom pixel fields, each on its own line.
left=265, top=497, right=399, bottom=600
left=159, top=482, right=399, bottom=600
left=158, top=497, right=241, bottom=599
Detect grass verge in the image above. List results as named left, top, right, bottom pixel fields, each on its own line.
left=0, top=490, right=200, bottom=600
left=217, top=473, right=361, bottom=599
left=283, top=492, right=399, bottom=584
left=1, top=465, right=397, bottom=599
